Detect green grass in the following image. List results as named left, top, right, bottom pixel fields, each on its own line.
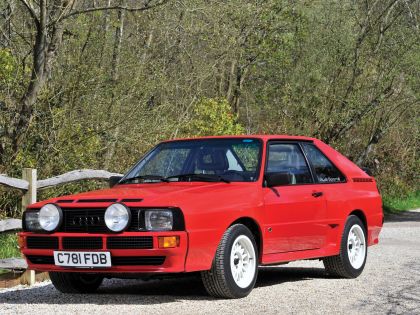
left=0, top=233, right=20, bottom=259
left=383, top=191, right=420, bottom=213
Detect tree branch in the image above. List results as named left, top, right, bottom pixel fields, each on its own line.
left=60, top=0, right=170, bottom=21
left=19, top=0, right=40, bottom=26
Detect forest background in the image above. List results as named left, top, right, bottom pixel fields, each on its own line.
left=0, top=0, right=419, bottom=220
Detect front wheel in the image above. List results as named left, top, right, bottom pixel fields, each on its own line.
left=201, top=224, right=258, bottom=298
left=49, top=272, right=103, bottom=293
left=323, top=215, right=367, bottom=278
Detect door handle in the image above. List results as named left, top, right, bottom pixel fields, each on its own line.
left=312, top=191, right=323, bottom=198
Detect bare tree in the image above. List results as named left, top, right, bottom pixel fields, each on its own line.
left=2, top=0, right=169, bottom=163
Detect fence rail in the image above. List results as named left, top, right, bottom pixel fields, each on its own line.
left=0, top=169, right=122, bottom=192
left=0, top=168, right=122, bottom=284
left=0, top=219, right=22, bottom=233
left=0, top=175, right=28, bottom=191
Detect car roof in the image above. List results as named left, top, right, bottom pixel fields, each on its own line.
left=164, top=135, right=317, bottom=142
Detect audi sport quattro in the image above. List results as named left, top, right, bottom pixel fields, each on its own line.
left=20, top=135, right=383, bottom=298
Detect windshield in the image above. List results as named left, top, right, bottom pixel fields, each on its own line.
left=121, top=138, right=262, bottom=183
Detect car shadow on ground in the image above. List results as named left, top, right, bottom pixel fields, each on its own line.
left=385, top=209, right=420, bottom=223
left=0, top=266, right=328, bottom=305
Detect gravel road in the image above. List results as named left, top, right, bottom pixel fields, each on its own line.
left=1, top=210, right=419, bottom=315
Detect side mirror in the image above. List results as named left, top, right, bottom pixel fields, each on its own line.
left=361, top=167, right=373, bottom=176
left=109, top=175, right=123, bottom=188
left=264, top=172, right=292, bottom=187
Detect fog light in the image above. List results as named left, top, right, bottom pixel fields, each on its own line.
left=158, top=236, right=180, bottom=248
left=17, top=235, right=25, bottom=248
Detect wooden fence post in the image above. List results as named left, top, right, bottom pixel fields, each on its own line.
left=21, top=168, right=37, bottom=286
left=22, top=168, right=37, bottom=211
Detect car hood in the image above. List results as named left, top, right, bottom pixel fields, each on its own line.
left=29, top=182, right=259, bottom=210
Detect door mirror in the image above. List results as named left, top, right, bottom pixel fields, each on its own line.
left=264, top=172, right=293, bottom=187
left=109, top=175, right=123, bottom=188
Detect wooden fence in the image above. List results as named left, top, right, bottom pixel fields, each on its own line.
left=0, top=168, right=122, bottom=285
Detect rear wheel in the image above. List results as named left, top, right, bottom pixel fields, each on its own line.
left=201, top=224, right=258, bottom=298
left=323, top=215, right=367, bottom=278
left=49, top=272, right=103, bottom=293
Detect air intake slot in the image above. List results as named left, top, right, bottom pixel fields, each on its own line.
left=56, top=199, right=74, bottom=203
left=121, top=199, right=143, bottom=203
left=27, top=236, right=59, bottom=249
left=76, top=199, right=118, bottom=203
left=62, top=237, right=103, bottom=249
left=107, top=236, right=153, bottom=249
left=352, top=178, right=373, bottom=182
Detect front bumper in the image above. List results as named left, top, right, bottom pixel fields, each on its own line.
left=19, top=231, right=188, bottom=273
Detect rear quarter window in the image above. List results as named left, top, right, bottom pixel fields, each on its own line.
left=302, top=143, right=346, bottom=183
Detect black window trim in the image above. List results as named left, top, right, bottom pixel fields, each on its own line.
left=263, top=140, right=316, bottom=187
left=300, top=142, right=348, bottom=185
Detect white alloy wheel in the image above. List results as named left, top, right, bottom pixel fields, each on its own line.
left=347, top=224, right=366, bottom=269
left=230, top=235, right=256, bottom=288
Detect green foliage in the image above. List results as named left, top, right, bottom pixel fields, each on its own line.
left=0, top=0, right=418, bottom=216
left=185, top=98, right=245, bottom=136
left=0, top=49, right=16, bottom=84
left=383, top=191, right=420, bottom=214
left=0, top=233, right=20, bottom=259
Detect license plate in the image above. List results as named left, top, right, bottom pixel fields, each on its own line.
left=54, top=251, right=111, bottom=268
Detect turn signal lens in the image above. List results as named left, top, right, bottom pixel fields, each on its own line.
left=17, top=235, right=25, bottom=248
left=158, top=236, right=180, bottom=248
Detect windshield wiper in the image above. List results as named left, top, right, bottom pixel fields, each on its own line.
left=165, top=173, right=230, bottom=183
left=119, top=175, right=168, bottom=184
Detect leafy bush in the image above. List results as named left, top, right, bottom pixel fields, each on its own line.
left=185, top=98, right=244, bottom=136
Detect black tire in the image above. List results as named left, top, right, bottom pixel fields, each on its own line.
left=49, top=272, right=103, bottom=293
left=323, top=215, right=367, bottom=278
left=201, top=224, right=258, bottom=299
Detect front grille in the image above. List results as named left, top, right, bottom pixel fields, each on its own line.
left=128, top=209, right=143, bottom=231
left=111, top=256, right=165, bottom=266
left=107, top=237, right=153, bottom=249
left=60, top=208, right=143, bottom=233
left=62, top=208, right=108, bottom=233
left=62, top=237, right=103, bottom=249
left=27, top=236, right=59, bottom=249
left=26, top=255, right=55, bottom=265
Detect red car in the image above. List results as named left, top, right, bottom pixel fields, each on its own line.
left=19, top=135, right=383, bottom=298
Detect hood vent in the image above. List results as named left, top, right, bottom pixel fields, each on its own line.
left=121, top=198, right=143, bottom=203
left=56, top=199, right=74, bottom=203
left=76, top=199, right=118, bottom=203
left=59, top=198, right=142, bottom=204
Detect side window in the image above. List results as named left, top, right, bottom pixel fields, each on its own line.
left=266, top=143, right=313, bottom=185
left=302, top=143, right=346, bottom=183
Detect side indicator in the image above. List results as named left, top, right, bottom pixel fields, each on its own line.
left=158, top=236, right=180, bottom=248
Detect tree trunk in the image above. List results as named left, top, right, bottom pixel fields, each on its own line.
left=356, top=130, right=383, bottom=166
left=9, top=0, right=48, bottom=155
left=104, top=6, right=125, bottom=169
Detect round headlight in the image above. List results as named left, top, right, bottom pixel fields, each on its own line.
left=104, top=203, right=131, bottom=232
left=39, top=204, right=62, bottom=232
